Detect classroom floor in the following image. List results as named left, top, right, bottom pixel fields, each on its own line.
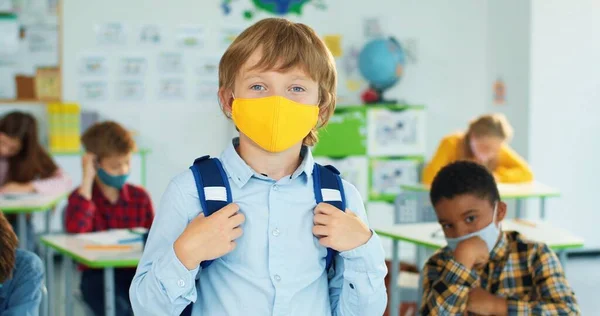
left=46, top=255, right=600, bottom=315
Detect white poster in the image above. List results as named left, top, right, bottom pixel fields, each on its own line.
left=0, top=15, right=19, bottom=55
left=95, top=23, right=127, bottom=46
left=80, top=81, right=108, bottom=101
left=137, top=24, right=161, bottom=45
left=157, top=52, right=184, bottom=74
left=367, top=108, right=426, bottom=156
left=158, top=78, right=185, bottom=100
left=116, top=80, right=144, bottom=101
left=196, top=80, right=218, bottom=101
left=79, top=54, right=109, bottom=76
left=370, top=159, right=419, bottom=197
left=25, top=24, right=59, bottom=67
left=119, top=56, right=147, bottom=77
left=176, top=25, right=204, bottom=49
left=196, top=55, right=220, bottom=78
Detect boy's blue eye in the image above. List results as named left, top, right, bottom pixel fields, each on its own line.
left=465, top=216, right=476, bottom=223
left=290, top=86, right=305, bottom=92
left=250, top=85, right=265, bottom=91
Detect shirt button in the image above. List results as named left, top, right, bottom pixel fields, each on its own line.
left=272, top=229, right=280, bottom=237
left=177, top=280, right=185, bottom=287
left=273, top=185, right=279, bottom=191
left=274, top=274, right=281, bottom=282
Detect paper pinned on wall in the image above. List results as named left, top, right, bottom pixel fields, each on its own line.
left=0, top=63, right=17, bottom=99
left=176, top=25, right=204, bottom=49
left=25, top=24, right=59, bottom=67
left=157, top=52, right=184, bottom=74
left=363, top=18, right=383, bottom=39
left=0, top=14, right=19, bottom=55
left=116, top=80, right=144, bottom=101
left=137, top=24, right=162, bottom=45
left=323, top=34, right=343, bottom=57
left=78, top=54, right=108, bottom=76
left=158, top=78, right=185, bottom=100
left=197, top=80, right=218, bottom=101
left=0, top=0, right=13, bottom=11
left=220, top=26, right=245, bottom=49
left=80, top=81, right=108, bottom=101
left=195, top=55, right=220, bottom=78
left=120, top=55, right=147, bottom=77
left=95, top=22, right=127, bottom=46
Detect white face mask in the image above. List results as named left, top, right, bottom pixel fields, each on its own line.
left=445, top=202, right=501, bottom=253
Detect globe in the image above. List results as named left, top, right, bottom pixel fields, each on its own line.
left=358, top=37, right=406, bottom=103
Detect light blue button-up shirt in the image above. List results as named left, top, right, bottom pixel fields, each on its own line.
left=130, top=139, right=388, bottom=315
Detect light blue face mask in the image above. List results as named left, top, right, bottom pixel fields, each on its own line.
left=97, top=168, right=129, bottom=189
left=445, top=202, right=501, bottom=253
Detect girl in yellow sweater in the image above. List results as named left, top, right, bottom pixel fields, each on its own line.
left=422, top=113, right=533, bottom=184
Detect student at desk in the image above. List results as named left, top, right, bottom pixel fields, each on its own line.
left=422, top=113, right=533, bottom=184
left=65, top=121, right=154, bottom=316
left=421, top=161, right=579, bottom=315
left=0, top=112, right=72, bottom=250
left=0, top=212, right=44, bottom=316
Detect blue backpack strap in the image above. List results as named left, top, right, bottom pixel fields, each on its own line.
left=189, top=155, right=232, bottom=270
left=312, top=163, right=347, bottom=272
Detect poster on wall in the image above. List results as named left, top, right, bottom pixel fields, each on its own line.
left=95, top=23, right=127, bottom=46
left=80, top=81, right=108, bottom=101
left=119, top=56, right=147, bottom=77
left=228, top=0, right=328, bottom=20
left=176, top=25, right=204, bottom=49
left=158, top=78, right=185, bottom=100
left=219, top=26, right=245, bottom=49
left=157, top=52, right=184, bottom=74
left=137, top=24, right=162, bottom=45
left=196, top=80, right=218, bottom=101
left=78, top=54, right=109, bottom=76
left=195, top=55, right=220, bottom=78
left=116, top=80, right=144, bottom=101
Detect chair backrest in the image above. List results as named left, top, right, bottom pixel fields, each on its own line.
left=40, top=283, right=48, bottom=316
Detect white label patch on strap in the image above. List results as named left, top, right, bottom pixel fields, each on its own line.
left=321, top=188, right=342, bottom=202
left=204, top=186, right=227, bottom=201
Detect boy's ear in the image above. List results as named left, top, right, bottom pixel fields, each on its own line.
left=218, top=88, right=234, bottom=115
left=496, top=201, right=508, bottom=222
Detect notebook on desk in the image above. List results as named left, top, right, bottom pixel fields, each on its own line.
left=75, top=228, right=148, bottom=246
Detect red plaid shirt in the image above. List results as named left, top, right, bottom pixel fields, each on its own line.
left=65, top=183, right=154, bottom=233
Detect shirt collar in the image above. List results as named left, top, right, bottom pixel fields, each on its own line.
left=220, top=138, right=315, bottom=188
left=489, top=231, right=508, bottom=262
left=92, top=181, right=131, bottom=202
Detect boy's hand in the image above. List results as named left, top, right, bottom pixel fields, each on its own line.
left=454, top=237, right=489, bottom=269
left=78, top=153, right=97, bottom=200
left=174, top=203, right=245, bottom=270
left=312, top=203, right=372, bottom=252
left=467, top=287, right=508, bottom=315
left=0, top=182, right=34, bottom=193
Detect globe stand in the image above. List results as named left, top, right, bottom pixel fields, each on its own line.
left=362, top=85, right=397, bottom=105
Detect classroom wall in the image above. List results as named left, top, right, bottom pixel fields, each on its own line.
left=529, top=0, right=600, bottom=249
left=485, top=0, right=531, bottom=156
left=61, top=0, right=492, bottom=202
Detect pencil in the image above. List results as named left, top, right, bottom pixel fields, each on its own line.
left=514, top=219, right=537, bottom=227
left=84, top=244, right=133, bottom=250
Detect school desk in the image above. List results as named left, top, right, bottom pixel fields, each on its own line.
left=40, top=232, right=142, bottom=316
left=401, top=181, right=560, bottom=219
left=1, top=191, right=68, bottom=250
left=376, top=219, right=584, bottom=316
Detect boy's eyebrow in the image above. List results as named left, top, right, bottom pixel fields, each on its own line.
left=460, top=209, right=478, bottom=217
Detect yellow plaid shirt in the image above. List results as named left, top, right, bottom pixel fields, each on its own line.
left=420, top=231, right=580, bottom=315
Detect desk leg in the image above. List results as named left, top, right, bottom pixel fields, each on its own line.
left=64, top=257, right=73, bottom=316
left=390, top=240, right=399, bottom=316
left=516, top=199, right=523, bottom=219
left=540, top=197, right=546, bottom=220
left=105, top=268, right=116, bottom=316
left=46, top=247, right=54, bottom=316
left=17, top=213, right=27, bottom=249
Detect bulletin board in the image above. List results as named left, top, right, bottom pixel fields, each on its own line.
left=0, top=0, right=61, bottom=103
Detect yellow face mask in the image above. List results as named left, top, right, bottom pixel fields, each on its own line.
left=232, top=95, right=319, bottom=153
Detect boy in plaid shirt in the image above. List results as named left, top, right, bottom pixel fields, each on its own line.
left=66, top=121, right=154, bottom=316
left=421, top=161, right=579, bottom=315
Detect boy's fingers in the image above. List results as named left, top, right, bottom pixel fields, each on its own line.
left=312, top=225, right=329, bottom=237
left=314, top=203, right=336, bottom=215
left=217, top=203, right=240, bottom=218
left=313, top=214, right=330, bottom=225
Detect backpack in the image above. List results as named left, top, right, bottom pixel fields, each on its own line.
left=189, top=155, right=347, bottom=272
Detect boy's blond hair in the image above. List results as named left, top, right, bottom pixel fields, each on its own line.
left=81, top=121, right=136, bottom=160
left=219, top=18, right=337, bottom=146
